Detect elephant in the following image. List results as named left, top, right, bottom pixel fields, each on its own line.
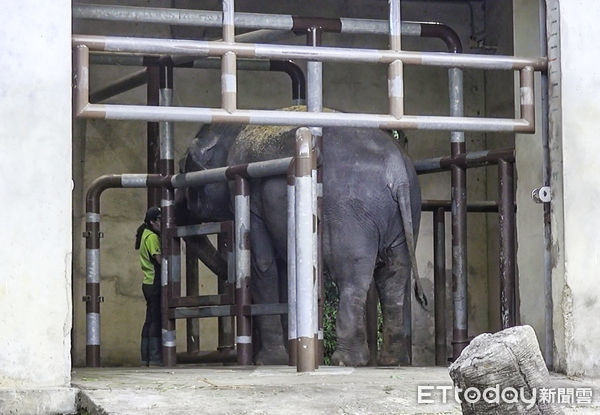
left=176, top=109, right=425, bottom=366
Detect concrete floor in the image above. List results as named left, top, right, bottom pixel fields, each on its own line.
left=71, top=366, right=600, bottom=415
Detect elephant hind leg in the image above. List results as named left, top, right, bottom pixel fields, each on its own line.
left=374, top=242, right=412, bottom=366
left=250, top=213, right=288, bottom=365
left=328, top=240, right=377, bottom=367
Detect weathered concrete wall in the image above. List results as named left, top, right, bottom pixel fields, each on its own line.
left=513, top=0, right=546, bottom=361
left=72, top=0, right=514, bottom=366
left=0, top=0, right=77, bottom=412
left=553, top=0, right=600, bottom=377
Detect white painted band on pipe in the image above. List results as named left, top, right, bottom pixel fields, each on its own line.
left=318, top=330, right=323, bottom=340
left=222, top=0, right=234, bottom=26
left=161, top=258, right=168, bottom=286
left=287, top=184, right=297, bottom=340
left=295, top=175, right=315, bottom=339
left=520, top=86, right=534, bottom=106
left=317, top=183, right=323, bottom=198
left=121, top=174, right=147, bottom=187
left=450, top=131, right=465, bottom=143
left=389, top=0, right=402, bottom=39
left=222, top=73, right=237, bottom=93
left=87, top=313, right=100, bottom=345
left=86, top=212, right=100, bottom=222
left=160, top=88, right=174, bottom=160
left=86, top=249, right=100, bottom=283
left=161, top=199, right=175, bottom=207
left=236, top=336, right=252, bottom=344
left=388, top=75, right=404, bottom=98
left=235, top=194, right=251, bottom=289
left=162, top=329, right=176, bottom=347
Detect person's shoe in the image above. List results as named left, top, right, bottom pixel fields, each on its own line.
left=148, top=337, right=162, bottom=365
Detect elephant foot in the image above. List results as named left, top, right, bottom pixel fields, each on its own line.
left=378, top=349, right=410, bottom=366
left=255, top=346, right=288, bottom=365
left=331, top=346, right=369, bottom=367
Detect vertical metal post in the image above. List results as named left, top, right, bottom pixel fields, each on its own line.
left=498, top=160, right=516, bottom=329
left=84, top=210, right=101, bottom=367
left=146, top=61, right=161, bottom=208
left=520, top=67, right=535, bottom=131
left=235, top=176, right=252, bottom=365
left=539, top=0, right=553, bottom=369
left=449, top=65, right=468, bottom=361
left=185, top=248, right=200, bottom=353
left=218, top=231, right=235, bottom=352
left=306, top=26, right=323, bottom=367
left=434, top=208, right=447, bottom=365
left=78, top=42, right=99, bottom=367
left=287, top=168, right=298, bottom=366
left=159, top=62, right=178, bottom=367
left=222, top=0, right=236, bottom=112
left=295, top=127, right=316, bottom=372
left=388, top=0, right=404, bottom=118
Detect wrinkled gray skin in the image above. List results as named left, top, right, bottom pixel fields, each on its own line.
left=177, top=122, right=422, bottom=367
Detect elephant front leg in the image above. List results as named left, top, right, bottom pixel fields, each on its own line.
left=250, top=213, right=288, bottom=365
left=374, top=242, right=412, bottom=366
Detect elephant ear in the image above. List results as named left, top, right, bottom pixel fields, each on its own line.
left=186, top=134, right=221, bottom=171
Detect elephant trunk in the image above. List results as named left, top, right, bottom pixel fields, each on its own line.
left=185, top=235, right=228, bottom=280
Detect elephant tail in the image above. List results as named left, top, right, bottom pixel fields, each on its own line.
left=396, top=180, right=428, bottom=311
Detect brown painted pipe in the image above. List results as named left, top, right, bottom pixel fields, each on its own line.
left=498, top=160, right=516, bottom=329
left=433, top=208, right=447, bottom=366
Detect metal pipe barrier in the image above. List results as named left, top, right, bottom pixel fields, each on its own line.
left=234, top=176, right=252, bottom=365
left=83, top=174, right=167, bottom=367
left=294, top=127, right=316, bottom=372
left=72, top=37, right=541, bottom=132
left=417, top=151, right=517, bottom=364
left=89, top=57, right=306, bottom=106
left=306, top=25, right=323, bottom=368
left=83, top=155, right=292, bottom=366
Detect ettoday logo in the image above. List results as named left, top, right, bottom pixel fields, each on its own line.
left=417, top=385, right=593, bottom=408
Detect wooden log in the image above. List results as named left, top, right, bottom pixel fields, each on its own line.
left=449, top=325, right=563, bottom=414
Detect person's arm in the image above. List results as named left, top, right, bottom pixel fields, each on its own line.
left=147, top=233, right=162, bottom=267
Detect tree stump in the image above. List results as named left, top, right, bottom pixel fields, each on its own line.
left=449, top=325, right=563, bottom=414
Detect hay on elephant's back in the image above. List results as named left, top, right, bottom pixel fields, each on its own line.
left=236, top=106, right=336, bottom=154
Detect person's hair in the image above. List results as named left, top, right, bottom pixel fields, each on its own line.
left=135, top=207, right=161, bottom=249
left=134, top=223, right=147, bottom=250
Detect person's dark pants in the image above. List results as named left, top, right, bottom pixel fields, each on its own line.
left=141, top=274, right=162, bottom=365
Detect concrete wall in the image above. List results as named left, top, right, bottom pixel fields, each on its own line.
left=0, top=0, right=77, bottom=413
left=71, top=0, right=515, bottom=366
left=554, top=0, right=600, bottom=377
left=513, top=0, right=546, bottom=360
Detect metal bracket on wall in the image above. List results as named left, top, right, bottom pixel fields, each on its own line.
left=532, top=186, right=551, bottom=203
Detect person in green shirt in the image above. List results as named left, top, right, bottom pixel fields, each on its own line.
left=135, top=206, right=162, bottom=366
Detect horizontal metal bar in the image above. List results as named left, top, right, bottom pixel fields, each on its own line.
left=244, top=303, right=289, bottom=316
left=169, top=294, right=231, bottom=308
left=421, top=200, right=505, bottom=213
left=72, top=34, right=546, bottom=70
left=171, top=305, right=234, bottom=319
left=73, top=3, right=426, bottom=36
left=77, top=104, right=531, bottom=132
left=74, top=4, right=294, bottom=30
left=171, top=157, right=292, bottom=188
left=176, top=222, right=225, bottom=237
left=415, top=148, right=515, bottom=174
